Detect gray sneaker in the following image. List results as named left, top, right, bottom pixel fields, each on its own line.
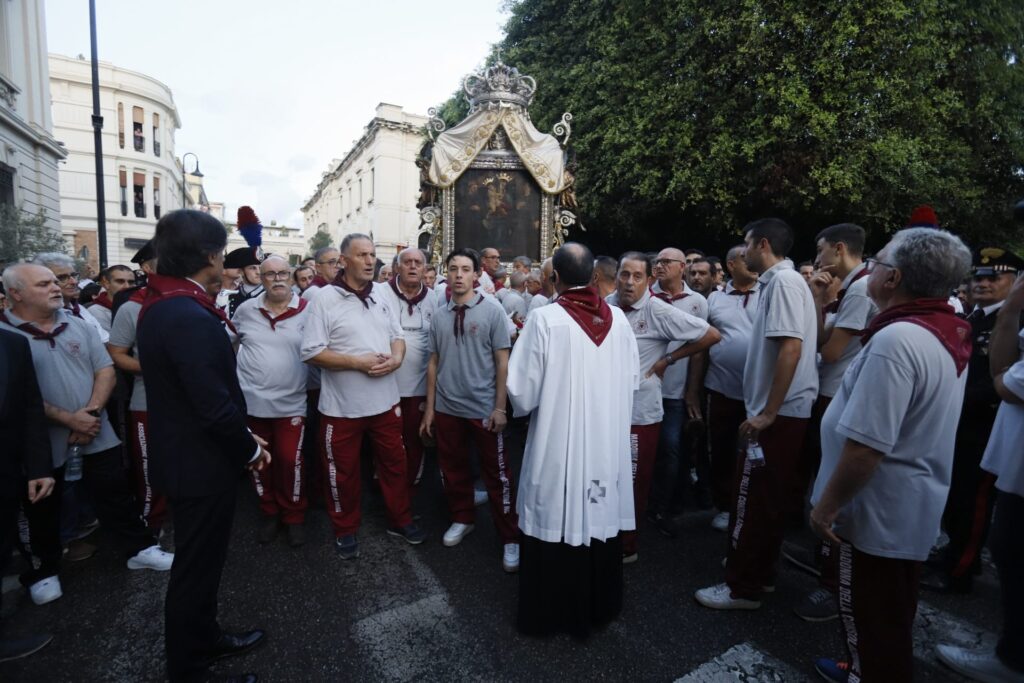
left=793, top=587, right=838, bottom=622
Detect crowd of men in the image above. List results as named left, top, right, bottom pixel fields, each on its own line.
left=0, top=204, right=1021, bottom=683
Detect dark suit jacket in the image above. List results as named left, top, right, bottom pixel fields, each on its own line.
left=0, top=329, right=52, bottom=495
left=137, top=296, right=255, bottom=498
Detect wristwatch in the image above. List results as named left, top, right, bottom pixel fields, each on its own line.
left=663, top=353, right=676, bottom=366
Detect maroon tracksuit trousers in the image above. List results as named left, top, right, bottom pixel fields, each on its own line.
left=248, top=416, right=308, bottom=524
left=399, top=396, right=427, bottom=487
left=622, top=423, right=661, bottom=555
left=128, top=411, right=169, bottom=530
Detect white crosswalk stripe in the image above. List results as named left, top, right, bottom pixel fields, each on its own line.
left=675, top=642, right=809, bottom=682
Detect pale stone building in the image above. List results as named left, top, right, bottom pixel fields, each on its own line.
left=302, top=103, right=426, bottom=259
left=0, top=0, right=65, bottom=234
left=49, top=53, right=190, bottom=269
left=225, top=219, right=307, bottom=265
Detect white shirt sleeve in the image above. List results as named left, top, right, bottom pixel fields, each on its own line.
left=507, top=314, right=548, bottom=417
left=300, top=295, right=332, bottom=361
left=834, top=337, right=916, bottom=454
left=79, top=305, right=110, bottom=344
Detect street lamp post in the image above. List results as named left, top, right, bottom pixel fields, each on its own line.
left=181, top=152, right=202, bottom=208
left=88, top=0, right=107, bottom=269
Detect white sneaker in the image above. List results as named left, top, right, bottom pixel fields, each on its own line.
left=710, top=511, right=730, bottom=532
left=442, top=523, right=475, bottom=547
left=28, top=577, right=62, bottom=605
left=473, top=489, right=488, bottom=507
left=694, top=583, right=761, bottom=610
left=936, top=644, right=1021, bottom=683
left=126, top=545, right=174, bottom=571
left=502, top=543, right=520, bottom=573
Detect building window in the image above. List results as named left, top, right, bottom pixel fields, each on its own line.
left=133, top=171, right=146, bottom=218
left=132, top=106, right=144, bottom=152
left=369, top=167, right=375, bottom=203
left=119, top=167, right=128, bottom=216
left=0, top=163, right=13, bottom=208
left=117, top=103, right=125, bottom=149
left=152, top=113, right=161, bottom=157
left=358, top=177, right=363, bottom=207
left=153, top=176, right=161, bottom=219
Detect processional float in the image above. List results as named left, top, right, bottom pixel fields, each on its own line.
left=416, top=60, right=580, bottom=265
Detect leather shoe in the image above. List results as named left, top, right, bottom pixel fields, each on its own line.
left=208, top=630, right=265, bottom=663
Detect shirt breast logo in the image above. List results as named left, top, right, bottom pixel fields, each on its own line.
left=65, top=340, right=81, bottom=357
left=633, top=318, right=648, bottom=334
left=468, top=322, right=480, bottom=337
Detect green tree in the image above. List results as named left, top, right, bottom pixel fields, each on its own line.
left=0, top=205, right=66, bottom=266
left=436, top=0, right=1024, bottom=255
left=308, top=228, right=333, bottom=254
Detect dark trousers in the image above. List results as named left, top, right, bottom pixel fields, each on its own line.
left=837, top=541, right=921, bottom=683
left=0, top=486, right=19, bottom=621
left=20, top=465, right=64, bottom=586
left=794, top=396, right=830, bottom=524
left=706, top=391, right=745, bottom=512
left=992, top=491, right=1024, bottom=673
left=651, top=399, right=685, bottom=515
left=725, top=415, right=809, bottom=598
left=941, top=407, right=998, bottom=582
left=165, top=486, right=237, bottom=682
left=81, top=446, right=156, bottom=557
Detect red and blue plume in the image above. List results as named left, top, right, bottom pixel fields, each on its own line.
left=906, top=204, right=939, bottom=228
left=237, top=205, right=263, bottom=249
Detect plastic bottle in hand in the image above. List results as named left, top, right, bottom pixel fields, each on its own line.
left=65, top=444, right=83, bottom=481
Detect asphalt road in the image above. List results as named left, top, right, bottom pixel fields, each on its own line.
left=1, top=433, right=1000, bottom=682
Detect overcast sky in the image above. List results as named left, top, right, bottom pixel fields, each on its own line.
left=45, top=0, right=506, bottom=231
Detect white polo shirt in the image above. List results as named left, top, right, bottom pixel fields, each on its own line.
left=300, top=282, right=404, bottom=419
left=88, top=302, right=113, bottom=333
left=528, top=294, right=549, bottom=316
left=502, top=289, right=528, bottom=321
left=301, top=283, right=330, bottom=391
left=705, top=281, right=761, bottom=401
left=651, top=282, right=708, bottom=400
left=743, top=260, right=818, bottom=418
left=608, top=288, right=710, bottom=425
left=981, top=327, right=1024, bottom=497
left=109, top=300, right=147, bottom=412
left=812, top=322, right=968, bottom=561
left=818, top=264, right=878, bottom=398
left=234, top=293, right=309, bottom=418
left=378, top=281, right=437, bottom=397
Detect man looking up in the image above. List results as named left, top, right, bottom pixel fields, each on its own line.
left=378, top=247, right=437, bottom=494
left=686, top=258, right=717, bottom=299
left=648, top=247, right=709, bottom=534
left=695, top=218, right=818, bottom=610
left=137, top=210, right=268, bottom=681
left=421, top=248, right=518, bottom=571
left=301, top=233, right=423, bottom=559
left=234, top=255, right=311, bottom=547
left=608, top=252, right=720, bottom=563
left=509, top=242, right=639, bottom=636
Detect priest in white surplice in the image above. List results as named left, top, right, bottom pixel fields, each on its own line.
left=507, top=243, right=640, bottom=637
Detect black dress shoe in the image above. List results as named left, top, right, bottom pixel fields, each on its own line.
left=920, top=569, right=972, bottom=594
left=0, top=633, right=53, bottom=662
left=208, top=630, right=265, bottom=662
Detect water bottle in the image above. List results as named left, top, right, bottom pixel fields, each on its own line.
left=746, top=439, right=766, bottom=469
left=65, top=444, right=83, bottom=482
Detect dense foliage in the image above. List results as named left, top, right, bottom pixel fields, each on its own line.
left=438, top=0, right=1024, bottom=257
left=0, top=206, right=65, bottom=266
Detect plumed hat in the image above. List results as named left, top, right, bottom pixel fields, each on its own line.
left=906, top=205, right=939, bottom=228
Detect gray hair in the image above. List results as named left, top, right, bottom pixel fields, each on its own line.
left=32, top=252, right=75, bottom=271
left=509, top=271, right=527, bottom=288
left=398, top=247, right=426, bottom=264
left=512, top=255, right=532, bottom=269
left=726, top=244, right=746, bottom=263
left=526, top=270, right=541, bottom=283
left=887, top=228, right=971, bottom=299
left=340, top=233, right=372, bottom=254
left=2, top=264, right=28, bottom=291
left=313, top=245, right=338, bottom=261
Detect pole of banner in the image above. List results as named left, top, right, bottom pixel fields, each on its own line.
left=88, top=0, right=107, bottom=268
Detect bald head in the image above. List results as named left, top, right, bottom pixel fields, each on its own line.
left=552, top=242, right=594, bottom=290
left=2, top=263, right=63, bottom=314
left=260, top=255, right=293, bottom=303
left=396, top=246, right=426, bottom=289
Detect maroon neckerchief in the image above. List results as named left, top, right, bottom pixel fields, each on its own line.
left=0, top=310, right=69, bottom=348
left=451, top=294, right=483, bottom=343
left=557, top=286, right=613, bottom=346
left=64, top=300, right=83, bottom=319
left=861, top=298, right=972, bottom=376
left=444, top=280, right=481, bottom=302
left=91, top=291, right=112, bottom=310
left=332, top=272, right=375, bottom=308
left=128, top=286, right=148, bottom=305
left=138, top=273, right=237, bottom=335
left=822, top=266, right=870, bottom=317
left=311, top=275, right=330, bottom=288
left=652, top=288, right=690, bottom=304
left=727, top=284, right=756, bottom=308
left=259, top=296, right=308, bottom=330
left=493, top=278, right=505, bottom=292
left=388, top=277, right=428, bottom=315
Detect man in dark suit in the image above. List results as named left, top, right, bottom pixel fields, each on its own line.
left=137, top=210, right=270, bottom=683
left=0, top=327, right=55, bottom=662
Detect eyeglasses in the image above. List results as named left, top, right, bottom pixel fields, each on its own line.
left=317, top=259, right=340, bottom=267
left=262, top=271, right=292, bottom=281
left=864, top=258, right=895, bottom=273
left=653, top=259, right=683, bottom=267
left=55, top=272, right=81, bottom=283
